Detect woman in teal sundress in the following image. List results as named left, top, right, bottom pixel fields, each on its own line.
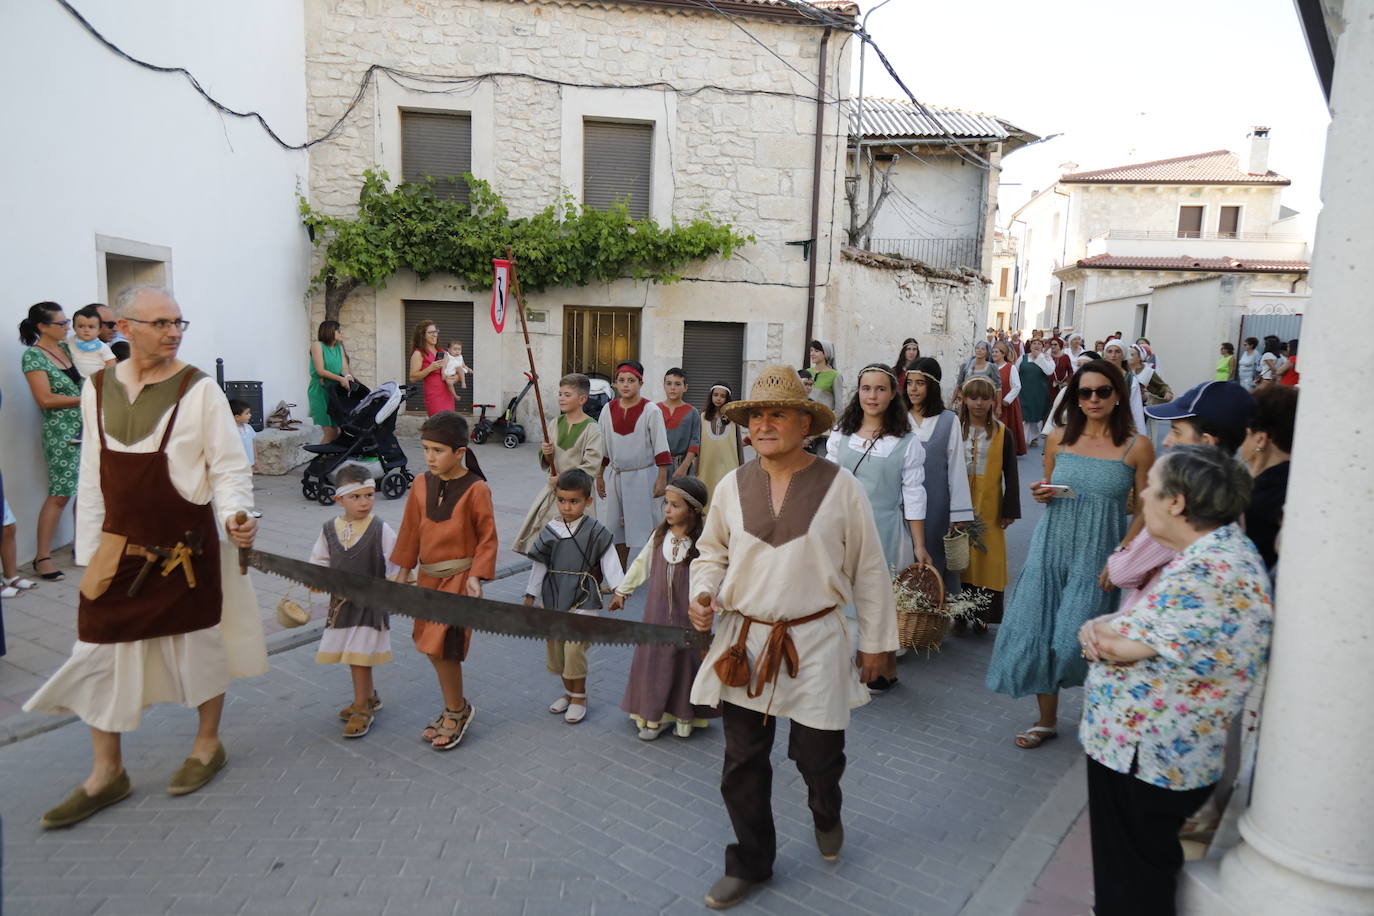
left=986, top=359, right=1153, bottom=749
left=19, top=302, right=83, bottom=581
left=307, top=320, right=354, bottom=444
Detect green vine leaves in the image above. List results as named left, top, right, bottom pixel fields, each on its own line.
left=299, top=171, right=752, bottom=302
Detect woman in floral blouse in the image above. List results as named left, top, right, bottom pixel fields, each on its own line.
left=1077, top=445, right=1272, bottom=916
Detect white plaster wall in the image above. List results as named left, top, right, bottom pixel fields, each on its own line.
left=822, top=258, right=987, bottom=404
left=1073, top=184, right=1289, bottom=253
left=866, top=151, right=983, bottom=249
left=1011, top=187, right=1070, bottom=330
left=0, top=0, right=310, bottom=559
left=1147, top=276, right=1238, bottom=390
left=1085, top=235, right=1308, bottom=261
left=303, top=0, right=852, bottom=414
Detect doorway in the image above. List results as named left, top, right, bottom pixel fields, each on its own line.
left=563, top=306, right=640, bottom=380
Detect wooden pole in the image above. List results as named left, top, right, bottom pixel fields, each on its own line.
left=505, top=247, right=552, bottom=455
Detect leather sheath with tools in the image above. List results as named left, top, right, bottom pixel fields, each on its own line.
left=239, top=546, right=714, bottom=651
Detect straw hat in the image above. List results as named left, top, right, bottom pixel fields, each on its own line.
left=721, top=364, right=835, bottom=432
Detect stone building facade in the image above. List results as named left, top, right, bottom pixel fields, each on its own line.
left=304, top=0, right=857, bottom=418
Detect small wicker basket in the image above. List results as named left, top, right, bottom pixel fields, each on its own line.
left=942, top=529, right=970, bottom=572
left=895, top=562, right=949, bottom=652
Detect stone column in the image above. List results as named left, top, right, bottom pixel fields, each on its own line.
left=1182, top=2, right=1374, bottom=912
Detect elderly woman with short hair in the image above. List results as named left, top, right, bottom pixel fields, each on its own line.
left=1077, top=445, right=1272, bottom=916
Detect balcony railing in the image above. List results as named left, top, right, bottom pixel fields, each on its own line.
left=1090, top=229, right=1303, bottom=242
left=866, top=237, right=981, bottom=269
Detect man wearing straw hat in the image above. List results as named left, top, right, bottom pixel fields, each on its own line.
left=687, top=364, right=897, bottom=909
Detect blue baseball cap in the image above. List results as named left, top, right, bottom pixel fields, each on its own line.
left=1145, top=381, right=1256, bottom=426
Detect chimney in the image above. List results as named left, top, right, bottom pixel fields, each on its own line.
left=1247, top=126, right=1271, bottom=175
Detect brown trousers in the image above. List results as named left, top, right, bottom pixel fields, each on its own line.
left=720, top=701, right=846, bottom=882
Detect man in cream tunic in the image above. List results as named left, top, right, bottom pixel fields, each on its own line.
left=688, top=365, right=897, bottom=910
left=25, top=285, right=266, bottom=828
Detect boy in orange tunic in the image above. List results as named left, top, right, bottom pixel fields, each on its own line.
left=390, top=412, right=497, bottom=750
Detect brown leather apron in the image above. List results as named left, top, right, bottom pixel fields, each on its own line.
left=77, top=369, right=223, bottom=644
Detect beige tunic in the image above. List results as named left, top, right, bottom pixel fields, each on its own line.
left=24, top=374, right=267, bottom=732
left=688, top=457, right=898, bottom=730
left=512, top=415, right=605, bottom=555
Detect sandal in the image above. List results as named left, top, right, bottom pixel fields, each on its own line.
left=421, top=708, right=446, bottom=743
left=1015, top=726, right=1058, bottom=749
left=564, top=692, right=587, bottom=725
left=1, top=585, right=18, bottom=600
left=4, top=576, right=38, bottom=591
left=31, top=557, right=64, bottom=581
left=339, top=692, right=383, bottom=721
left=431, top=703, right=475, bottom=751
left=342, top=704, right=374, bottom=739
left=548, top=694, right=572, bottom=715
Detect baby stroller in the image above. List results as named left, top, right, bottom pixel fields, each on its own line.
left=471, top=372, right=536, bottom=449
left=301, top=381, right=414, bottom=505
left=585, top=372, right=614, bottom=420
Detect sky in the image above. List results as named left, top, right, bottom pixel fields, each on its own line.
left=849, top=0, right=1331, bottom=233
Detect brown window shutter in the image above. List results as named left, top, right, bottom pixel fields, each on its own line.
left=401, top=111, right=472, bottom=204
left=584, top=120, right=653, bottom=219
left=681, top=321, right=746, bottom=411
left=1177, top=205, right=1204, bottom=238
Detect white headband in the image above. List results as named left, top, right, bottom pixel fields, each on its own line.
left=334, top=481, right=375, bottom=498
left=665, top=484, right=704, bottom=511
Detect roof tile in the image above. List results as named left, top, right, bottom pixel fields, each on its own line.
left=1072, top=254, right=1308, bottom=274
left=1061, top=150, right=1289, bottom=186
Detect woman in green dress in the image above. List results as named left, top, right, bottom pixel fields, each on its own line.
left=19, top=302, right=83, bottom=580
left=307, top=320, right=354, bottom=444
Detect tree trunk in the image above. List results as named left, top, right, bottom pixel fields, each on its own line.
left=324, top=276, right=360, bottom=324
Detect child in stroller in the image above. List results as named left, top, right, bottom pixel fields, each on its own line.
left=301, top=381, right=415, bottom=505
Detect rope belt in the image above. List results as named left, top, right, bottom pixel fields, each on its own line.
left=546, top=568, right=602, bottom=609
left=420, top=557, right=473, bottom=578
left=713, top=606, right=836, bottom=721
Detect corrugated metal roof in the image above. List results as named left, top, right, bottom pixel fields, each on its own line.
left=1072, top=254, right=1308, bottom=273
left=846, top=98, right=1027, bottom=141
left=1061, top=150, right=1289, bottom=185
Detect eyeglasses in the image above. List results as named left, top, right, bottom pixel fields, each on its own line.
left=41, top=319, right=71, bottom=328
left=125, top=317, right=190, bottom=332
left=1077, top=385, right=1115, bottom=401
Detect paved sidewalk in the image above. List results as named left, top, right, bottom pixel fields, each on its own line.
left=1, top=450, right=1093, bottom=915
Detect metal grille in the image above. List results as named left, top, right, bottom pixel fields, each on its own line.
left=584, top=120, right=652, bottom=219
left=680, top=321, right=745, bottom=411
left=403, top=300, right=474, bottom=413
left=563, top=307, right=641, bottom=380
left=866, top=237, right=980, bottom=270
left=401, top=111, right=472, bottom=204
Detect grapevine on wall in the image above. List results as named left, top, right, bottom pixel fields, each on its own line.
left=299, top=170, right=752, bottom=321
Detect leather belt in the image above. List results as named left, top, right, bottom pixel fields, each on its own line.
left=713, top=606, right=836, bottom=720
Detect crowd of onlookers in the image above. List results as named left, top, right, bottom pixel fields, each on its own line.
left=811, top=325, right=1297, bottom=912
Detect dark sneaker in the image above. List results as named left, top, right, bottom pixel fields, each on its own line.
left=815, top=822, right=844, bottom=861
left=41, top=771, right=132, bottom=829
left=866, top=675, right=898, bottom=694
left=705, top=875, right=761, bottom=910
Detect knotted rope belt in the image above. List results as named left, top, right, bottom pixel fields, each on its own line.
left=713, top=606, right=836, bottom=720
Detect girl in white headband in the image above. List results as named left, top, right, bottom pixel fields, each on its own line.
left=308, top=464, right=401, bottom=739
left=698, top=383, right=743, bottom=499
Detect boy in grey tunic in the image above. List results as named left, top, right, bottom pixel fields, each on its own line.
left=524, top=469, right=624, bottom=723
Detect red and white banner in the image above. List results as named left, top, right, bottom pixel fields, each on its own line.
left=490, top=258, right=512, bottom=333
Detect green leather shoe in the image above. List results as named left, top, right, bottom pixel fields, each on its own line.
left=704, top=875, right=761, bottom=910
left=40, top=771, right=132, bottom=829
left=167, top=745, right=226, bottom=796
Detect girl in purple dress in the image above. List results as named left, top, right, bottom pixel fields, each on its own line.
left=610, top=476, right=719, bottom=740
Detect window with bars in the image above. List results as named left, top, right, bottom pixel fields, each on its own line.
left=583, top=120, right=653, bottom=219
left=563, top=306, right=641, bottom=379
left=401, top=110, right=472, bottom=204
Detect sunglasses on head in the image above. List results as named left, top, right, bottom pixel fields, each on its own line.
left=1077, top=385, right=1116, bottom=401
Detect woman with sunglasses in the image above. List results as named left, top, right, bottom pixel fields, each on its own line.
left=18, top=302, right=83, bottom=581
left=986, top=359, right=1154, bottom=749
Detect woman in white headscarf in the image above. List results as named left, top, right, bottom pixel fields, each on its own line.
left=1067, top=334, right=1087, bottom=363
left=1102, top=340, right=1148, bottom=435
left=807, top=339, right=844, bottom=412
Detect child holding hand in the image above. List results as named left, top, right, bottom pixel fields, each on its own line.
left=390, top=412, right=496, bottom=751
left=523, top=469, right=623, bottom=724
left=612, top=476, right=718, bottom=740
left=309, top=464, right=397, bottom=738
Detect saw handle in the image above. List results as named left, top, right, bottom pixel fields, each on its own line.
left=234, top=510, right=249, bottom=575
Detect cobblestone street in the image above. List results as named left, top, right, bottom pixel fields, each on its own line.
left=1, top=439, right=1087, bottom=915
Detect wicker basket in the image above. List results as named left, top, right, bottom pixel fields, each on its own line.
left=895, top=562, right=950, bottom=651
left=942, top=529, right=970, bottom=572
